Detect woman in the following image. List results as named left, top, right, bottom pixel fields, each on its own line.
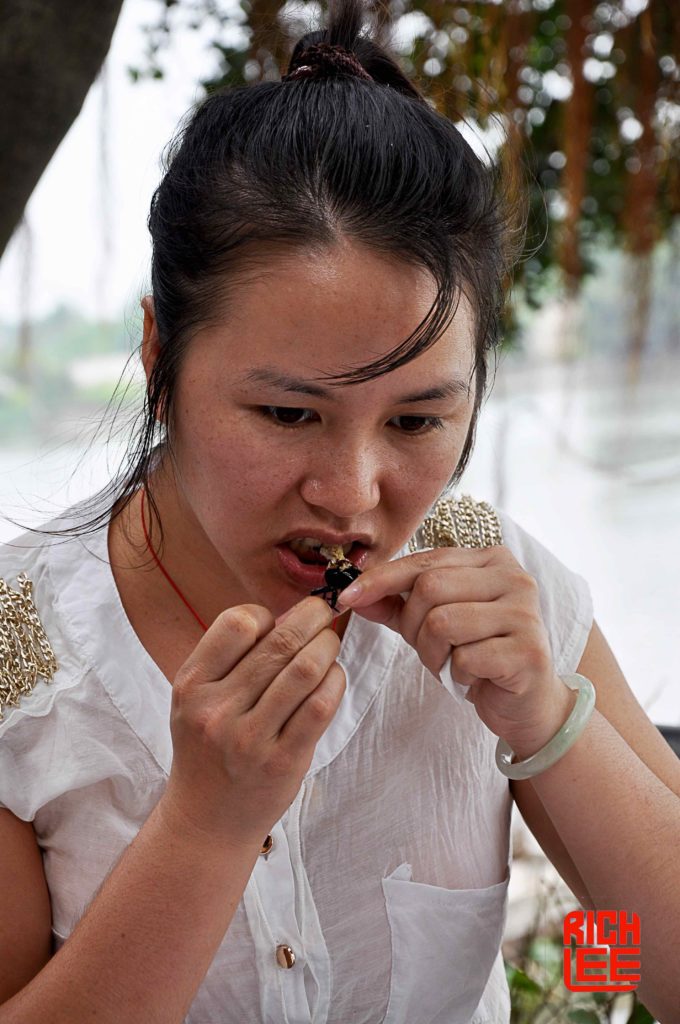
left=1, top=1, right=679, bottom=1021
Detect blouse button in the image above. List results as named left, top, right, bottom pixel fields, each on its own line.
left=260, top=834, right=273, bottom=856
left=276, top=944, right=296, bottom=969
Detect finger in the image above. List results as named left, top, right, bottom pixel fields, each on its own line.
left=278, top=661, right=347, bottom=752
left=336, top=547, right=499, bottom=613
left=228, top=596, right=333, bottom=711
left=415, top=599, right=514, bottom=679
left=451, top=634, right=532, bottom=695
left=177, top=603, right=276, bottom=685
left=398, top=567, right=505, bottom=649
left=247, top=626, right=341, bottom=735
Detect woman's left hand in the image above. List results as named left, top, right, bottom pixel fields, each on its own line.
left=336, top=545, right=576, bottom=755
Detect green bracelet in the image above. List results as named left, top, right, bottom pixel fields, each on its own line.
left=495, top=673, right=596, bottom=781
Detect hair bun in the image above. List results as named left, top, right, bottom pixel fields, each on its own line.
left=283, top=42, right=372, bottom=83
left=284, top=0, right=426, bottom=104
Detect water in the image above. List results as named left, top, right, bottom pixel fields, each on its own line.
left=1, top=352, right=678, bottom=725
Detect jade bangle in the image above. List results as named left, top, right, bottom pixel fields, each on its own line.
left=495, top=673, right=596, bottom=781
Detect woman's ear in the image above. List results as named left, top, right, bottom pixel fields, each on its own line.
left=140, top=295, right=160, bottom=386
left=140, top=295, right=167, bottom=423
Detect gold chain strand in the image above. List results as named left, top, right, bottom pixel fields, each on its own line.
left=408, top=494, right=503, bottom=553
left=0, top=573, right=58, bottom=721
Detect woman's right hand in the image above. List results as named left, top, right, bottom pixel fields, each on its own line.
left=160, top=595, right=346, bottom=849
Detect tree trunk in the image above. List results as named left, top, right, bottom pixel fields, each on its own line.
left=0, top=0, right=124, bottom=258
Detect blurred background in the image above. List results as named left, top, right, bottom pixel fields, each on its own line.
left=0, top=2, right=678, bottom=1019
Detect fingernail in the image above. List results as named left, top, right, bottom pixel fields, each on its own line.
left=338, top=582, right=362, bottom=605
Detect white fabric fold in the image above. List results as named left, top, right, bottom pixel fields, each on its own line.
left=287, top=781, right=332, bottom=1024
left=437, top=651, right=471, bottom=707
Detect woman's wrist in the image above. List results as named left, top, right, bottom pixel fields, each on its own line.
left=500, top=675, right=578, bottom=763
left=158, top=785, right=265, bottom=858
left=496, top=674, right=597, bottom=780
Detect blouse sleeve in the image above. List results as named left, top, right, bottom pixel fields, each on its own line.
left=0, top=537, right=86, bottom=818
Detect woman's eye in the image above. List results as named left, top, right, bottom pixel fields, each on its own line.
left=395, top=415, right=445, bottom=435
left=259, top=407, right=445, bottom=436
left=261, top=406, right=315, bottom=426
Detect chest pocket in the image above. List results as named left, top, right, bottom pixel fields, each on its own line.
left=381, top=862, right=510, bottom=1024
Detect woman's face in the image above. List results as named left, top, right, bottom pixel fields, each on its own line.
left=148, top=241, right=478, bottom=618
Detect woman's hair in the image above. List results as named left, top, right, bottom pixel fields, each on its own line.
left=10, top=0, right=525, bottom=547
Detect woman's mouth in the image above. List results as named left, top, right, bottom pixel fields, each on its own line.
left=275, top=541, right=369, bottom=588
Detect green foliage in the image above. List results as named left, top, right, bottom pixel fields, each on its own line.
left=567, top=1012, right=601, bottom=1024
left=128, top=0, right=679, bottom=325
left=0, top=307, right=141, bottom=446
left=0, top=305, right=130, bottom=367
left=500, top=869, right=658, bottom=1024
left=503, top=931, right=656, bottom=1024
left=506, top=962, right=545, bottom=1021
left=626, top=1005, right=655, bottom=1024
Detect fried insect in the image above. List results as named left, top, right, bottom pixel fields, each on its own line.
left=309, top=544, right=362, bottom=612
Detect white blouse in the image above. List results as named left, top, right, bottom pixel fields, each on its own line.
left=0, top=494, right=593, bottom=1023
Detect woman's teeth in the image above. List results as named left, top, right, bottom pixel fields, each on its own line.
left=288, top=538, right=353, bottom=560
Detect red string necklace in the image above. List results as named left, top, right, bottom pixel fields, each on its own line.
left=139, top=486, right=338, bottom=634
left=140, top=485, right=209, bottom=632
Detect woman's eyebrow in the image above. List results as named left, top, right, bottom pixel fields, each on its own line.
left=238, top=368, right=471, bottom=404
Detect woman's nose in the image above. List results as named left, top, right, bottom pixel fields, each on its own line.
left=300, top=441, right=382, bottom=517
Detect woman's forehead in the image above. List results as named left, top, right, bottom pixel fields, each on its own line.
left=197, top=305, right=475, bottom=388
left=226, top=242, right=472, bottom=329
left=205, top=250, right=474, bottom=364
left=176, top=245, right=477, bottom=400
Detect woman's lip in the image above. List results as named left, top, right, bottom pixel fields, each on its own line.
left=275, top=542, right=370, bottom=589
left=344, top=543, right=370, bottom=570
